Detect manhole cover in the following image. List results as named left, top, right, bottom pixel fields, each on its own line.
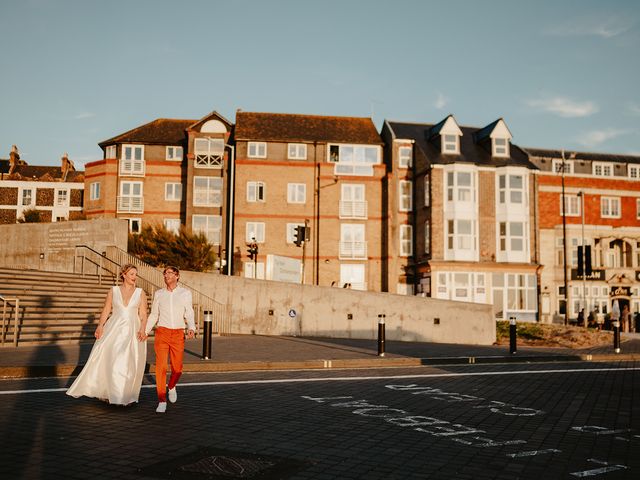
left=139, top=447, right=310, bottom=480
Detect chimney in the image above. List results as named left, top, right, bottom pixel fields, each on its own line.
left=9, top=145, right=20, bottom=174
left=61, top=152, right=75, bottom=181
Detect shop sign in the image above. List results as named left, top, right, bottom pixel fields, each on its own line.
left=570, top=269, right=604, bottom=281
left=610, top=286, right=631, bottom=297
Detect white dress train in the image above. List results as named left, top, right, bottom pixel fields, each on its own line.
left=67, top=286, right=147, bottom=405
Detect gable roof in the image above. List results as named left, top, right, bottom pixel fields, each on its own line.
left=386, top=119, right=535, bottom=169
left=473, top=118, right=512, bottom=143
left=234, top=111, right=382, bottom=144
left=1, top=164, right=84, bottom=182
left=98, top=118, right=196, bottom=147
left=523, top=147, right=640, bottom=165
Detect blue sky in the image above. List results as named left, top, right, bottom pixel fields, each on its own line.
left=1, top=0, right=639, bottom=167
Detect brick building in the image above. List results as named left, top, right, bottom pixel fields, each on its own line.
left=232, top=111, right=384, bottom=289
left=381, top=116, right=541, bottom=320
left=527, top=148, right=640, bottom=324
left=0, top=146, right=84, bottom=224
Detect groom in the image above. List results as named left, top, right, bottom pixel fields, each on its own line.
left=145, top=266, right=195, bottom=413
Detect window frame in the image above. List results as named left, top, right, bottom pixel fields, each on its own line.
left=166, top=146, right=183, bottom=161
left=442, top=134, right=459, bottom=154
left=248, top=142, right=267, bottom=159
left=492, top=137, right=509, bottom=157
left=165, top=182, right=182, bottom=201
left=287, top=183, right=306, bottom=204
left=246, top=222, right=266, bottom=243
left=398, top=146, right=412, bottom=168
left=89, top=182, right=100, bottom=201
left=400, top=224, right=413, bottom=256
left=561, top=194, right=581, bottom=217
left=247, top=181, right=266, bottom=202
left=399, top=180, right=412, bottom=212
left=192, top=214, right=222, bottom=245
left=193, top=176, right=223, bottom=207
left=601, top=197, right=621, bottom=218
left=194, top=138, right=224, bottom=168
left=593, top=162, right=613, bottom=177
left=287, top=143, right=307, bottom=160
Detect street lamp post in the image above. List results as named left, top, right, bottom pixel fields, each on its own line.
left=561, top=150, right=569, bottom=325
left=225, top=144, right=235, bottom=276
left=579, top=190, right=587, bottom=326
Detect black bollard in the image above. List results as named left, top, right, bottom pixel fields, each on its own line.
left=378, top=314, right=386, bottom=357
left=613, top=319, right=621, bottom=354
left=202, top=310, right=213, bottom=360
left=509, top=316, right=517, bottom=355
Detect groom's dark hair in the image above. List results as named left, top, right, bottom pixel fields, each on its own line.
left=163, top=266, right=180, bottom=276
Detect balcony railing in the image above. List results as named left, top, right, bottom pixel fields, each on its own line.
left=119, top=160, right=145, bottom=176
left=339, top=241, right=367, bottom=260
left=339, top=200, right=367, bottom=219
left=117, top=196, right=144, bottom=213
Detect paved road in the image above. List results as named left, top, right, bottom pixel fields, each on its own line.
left=1, top=361, right=638, bottom=479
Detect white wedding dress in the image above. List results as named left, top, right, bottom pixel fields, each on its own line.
left=67, top=286, right=147, bottom=405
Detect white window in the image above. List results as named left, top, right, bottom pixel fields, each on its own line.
left=55, top=189, right=69, bottom=207
left=447, top=219, right=475, bottom=251
left=398, top=146, right=412, bottom=168
left=248, top=142, right=267, bottom=158
left=629, top=165, right=640, bottom=179
left=118, top=181, right=143, bottom=213
left=399, top=181, right=412, bottom=211
left=166, top=146, right=183, bottom=161
left=340, top=224, right=366, bottom=259
left=340, top=264, right=366, bottom=291
left=165, top=183, right=182, bottom=201
left=105, top=145, right=116, bottom=159
left=247, top=182, right=265, bottom=202
left=127, top=218, right=141, bottom=234
left=194, top=138, right=224, bottom=168
left=193, top=177, right=223, bottom=207
left=447, top=171, right=474, bottom=202
left=288, top=143, right=307, bottom=160
left=601, top=197, right=620, bottom=218
left=286, top=223, right=305, bottom=244
left=493, top=137, right=509, bottom=157
left=442, top=134, right=459, bottom=154
left=244, top=261, right=265, bottom=280
left=552, top=159, right=573, bottom=174
left=561, top=194, right=581, bottom=217
left=120, top=145, right=145, bottom=176
left=246, top=222, right=265, bottom=243
left=287, top=183, right=306, bottom=204
left=424, top=221, right=430, bottom=254
left=89, top=182, right=100, bottom=201
left=499, top=222, right=525, bottom=252
left=192, top=215, right=222, bottom=244
left=498, top=174, right=524, bottom=204
left=21, top=188, right=34, bottom=206
left=328, top=144, right=380, bottom=176
left=424, top=176, right=430, bottom=207
left=164, top=219, right=181, bottom=234
left=400, top=225, right=413, bottom=256
left=593, top=162, right=613, bottom=177
left=340, top=184, right=367, bottom=218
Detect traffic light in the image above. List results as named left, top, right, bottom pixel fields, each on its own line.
left=577, top=245, right=584, bottom=277
left=294, top=226, right=304, bottom=247
left=247, top=242, right=258, bottom=260
left=577, top=245, right=592, bottom=277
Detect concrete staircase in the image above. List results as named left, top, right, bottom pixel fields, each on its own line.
left=0, top=268, right=119, bottom=346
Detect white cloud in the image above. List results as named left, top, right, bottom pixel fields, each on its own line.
left=526, top=96, right=598, bottom=118
left=75, top=112, right=96, bottom=120
left=434, top=92, right=448, bottom=110
left=576, top=128, right=630, bottom=148
left=545, top=15, right=634, bottom=39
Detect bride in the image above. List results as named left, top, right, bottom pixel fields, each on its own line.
left=67, top=263, right=148, bottom=405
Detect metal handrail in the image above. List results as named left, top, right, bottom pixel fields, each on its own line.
left=1, top=295, right=20, bottom=347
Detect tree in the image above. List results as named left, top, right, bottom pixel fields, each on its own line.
left=128, top=224, right=216, bottom=272
left=18, top=208, right=43, bottom=223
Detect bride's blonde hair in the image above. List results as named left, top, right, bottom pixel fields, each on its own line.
left=119, top=263, right=138, bottom=281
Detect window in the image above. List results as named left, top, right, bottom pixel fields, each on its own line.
left=328, top=144, right=380, bottom=176
left=166, top=146, right=183, bottom=161
left=118, top=181, right=143, bottom=213
left=120, top=145, right=145, bottom=175
left=400, top=225, right=413, bottom=256
left=89, top=182, right=100, bottom=201
left=442, top=134, right=459, bottom=154
left=447, top=219, right=475, bottom=250
left=194, top=138, right=224, bottom=168
left=424, top=176, right=430, bottom=207
left=446, top=171, right=474, bottom=202
left=340, top=264, right=366, bottom=291
left=493, top=138, right=509, bottom=157
left=56, top=189, right=69, bottom=206
left=165, top=183, right=182, bottom=201
left=552, top=159, right=573, bottom=174
left=286, top=223, right=305, bottom=244
left=498, top=174, right=524, bottom=204
left=561, top=194, right=581, bottom=217
left=21, top=188, right=34, bottom=206
left=399, top=146, right=412, bottom=168
left=340, top=184, right=366, bottom=218
left=193, top=215, right=222, bottom=244
left=247, top=182, right=265, bottom=202
left=601, top=197, right=620, bottom=218
left=499, top=222, right=525, bottom=252
left=424, top=221, right=430, bottom=254
left=399, top=181, right=412, bottom=211
left=105, top=145, right=116, bottom=159
left=287, top=183, right=306, bottom=204
left=193, top=177, right=223, bottom=207
left=127, top=218, right=142, bottom=234
left=629, top=165, right=640, bottom=179
left=246, top=222, right=265, bottom=243
left=593, top=162, right=613, bottom=177
left=248, top=142, right=267, bottom=158
left=340, top=224, right=366, bottom=259
left=164, top=219, right=181, bottom=234
left=288, top=143, right=307, bottom=160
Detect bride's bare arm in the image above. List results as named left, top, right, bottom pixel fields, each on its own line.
left=137, top=290, right=148, bottom=341
left=95, top=288, right=113, bottom=340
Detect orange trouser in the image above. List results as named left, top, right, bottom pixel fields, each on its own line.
left=154, top=327, right=185, bottom=402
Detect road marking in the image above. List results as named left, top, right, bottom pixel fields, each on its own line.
left=1, top=366, right=640, bottom=396
left=570, top=459, right=628, bottom=477
left=506, top=449, right=561, bottom=457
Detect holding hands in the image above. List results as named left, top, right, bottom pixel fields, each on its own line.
left=137, top=329, right=148, bottom=342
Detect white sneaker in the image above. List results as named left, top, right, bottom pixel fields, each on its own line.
left=168, top=387, right=177, bottom=403
left=156, top=402, right=167, bottom=413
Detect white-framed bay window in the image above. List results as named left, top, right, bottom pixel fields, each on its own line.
left=446, top=218, right=476, bottom=260
left=498, top=173, right=525, bottom=205
left=193, top=176, right=222, bottom=207
left=446, top=170, right=475, bottom=203
left=192, top=215, right=222, bottom=245
left=195, top=138, right=224, bottom=168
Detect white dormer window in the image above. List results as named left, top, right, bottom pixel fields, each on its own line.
left=629, top=165, right=640, bottom=179
left=552, top=159, right=573, bottom=174
left=593, top=162, right=613, bottom=177
left=442, top=134, right=459, bottom=154
left=492, top=138, right=509, bottom=157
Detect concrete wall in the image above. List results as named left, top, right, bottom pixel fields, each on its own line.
left=0, top=218, right=129, bottom=272
left=180, top=271, right=496, bottom=345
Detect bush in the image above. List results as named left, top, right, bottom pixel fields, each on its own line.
left=18, top=208, right=43, bottom=223
left=128, top=224, right=216, bottom=272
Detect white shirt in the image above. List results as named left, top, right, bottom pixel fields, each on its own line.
left=146, top=285, right=195, bottom=333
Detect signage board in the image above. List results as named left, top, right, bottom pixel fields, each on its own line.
left=570, top=269, right=605, bottom=281
left=265, top=254, right=302, bottom=284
